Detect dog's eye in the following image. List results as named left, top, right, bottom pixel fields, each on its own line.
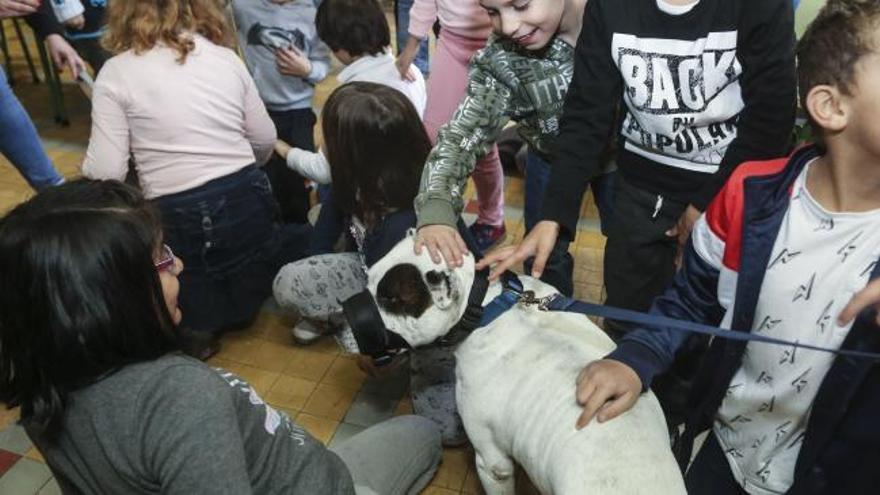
left=426, top=270, right=445, bottom=285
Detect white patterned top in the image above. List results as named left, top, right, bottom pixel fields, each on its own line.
left=714, top=160, right=880, bottom=494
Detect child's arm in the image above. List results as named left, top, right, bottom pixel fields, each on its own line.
left=414, top=47, right=513, bottom=230
left=287, top=148, right=331, bottom=184
left=576, top=179, right=740, bottom=427
left=396, top=0, right=436, bottom=79
left=275, top=140, right=331, bottom=183
left=304, top=33, right=331, bottom=85
left=690, top=0, right=797, bottom=211
left=82, top=67, right=131, bottom=182
left=540, top=0, right=623, bottom=241
left=240, top=63, right=277, bottom=165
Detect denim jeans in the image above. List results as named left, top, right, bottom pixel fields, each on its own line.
left=394, top=0, right=430, bottom=76
left=155, top=165, right=311, bottom=333
left=0, top=68, right=64, bottom=190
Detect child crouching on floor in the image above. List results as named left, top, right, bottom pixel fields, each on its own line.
left=272, top=82, right=478, bottom=446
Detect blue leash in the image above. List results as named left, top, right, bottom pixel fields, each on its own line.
left=545, top=295, right=880, bottom=361
left=475, top=273, right=880, bottom=361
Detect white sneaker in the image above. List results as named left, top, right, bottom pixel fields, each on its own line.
left=291, top=317, right=343, bottom=345
left=292, top=319, right=324, bottom=345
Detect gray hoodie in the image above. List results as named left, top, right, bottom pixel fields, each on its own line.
left=232, top=0, right=331, bottom=111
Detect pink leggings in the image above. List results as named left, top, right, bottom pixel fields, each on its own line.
left=423, top=30, right=504, bottom=227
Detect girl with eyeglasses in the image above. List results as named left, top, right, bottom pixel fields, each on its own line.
left=0, top=179, right=440, bottom=494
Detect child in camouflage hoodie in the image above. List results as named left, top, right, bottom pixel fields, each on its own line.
left=413, top=0, right=612, bottom=296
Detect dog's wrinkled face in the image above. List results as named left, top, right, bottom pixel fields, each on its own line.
left=365, top=232, right=476, bottom=347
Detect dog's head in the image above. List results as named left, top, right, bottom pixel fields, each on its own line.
left=339, top=231, right=476, bottom=355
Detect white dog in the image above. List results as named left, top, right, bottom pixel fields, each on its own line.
left=341, top=233, right=686, bottom=494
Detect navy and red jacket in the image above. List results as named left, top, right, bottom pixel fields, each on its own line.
left=607, top=144, right=880, bottom=493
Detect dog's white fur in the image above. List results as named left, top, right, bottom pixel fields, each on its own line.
left=353, top=233, right=686, bottom=494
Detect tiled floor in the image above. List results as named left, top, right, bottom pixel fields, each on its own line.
left=0, top=20, right=606, bottom=495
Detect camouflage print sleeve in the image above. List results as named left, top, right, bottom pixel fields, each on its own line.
left=415, top=49, right=513, bottom=228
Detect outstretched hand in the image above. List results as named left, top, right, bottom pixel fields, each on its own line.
left=475, top=220, right=560, bottom=281
left=0, top=0, right=39, bottom=18
left=575, top=359, right=642, bottom=429
left=45, top=34, right=86, bottom=79
left=415, top=224, right=468, bottom=267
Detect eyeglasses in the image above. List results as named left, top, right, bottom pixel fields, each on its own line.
left=154, top=244, right=176, bottom=272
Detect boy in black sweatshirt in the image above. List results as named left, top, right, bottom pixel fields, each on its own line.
left=480, top=0, right=797, bottom=427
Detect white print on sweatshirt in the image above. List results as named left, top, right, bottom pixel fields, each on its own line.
left=612, top=31, right=744, bottom=173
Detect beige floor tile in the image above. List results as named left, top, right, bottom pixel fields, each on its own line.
left=264, top=374, right=317, bottom=411
left=461, top=465, right=485, bottom=495
left=282, top=347, right=336, bottom=382
left=301, top=383, right=358, bottom=421
left=24, top=447, right=45, bottom=463
left=321, top=356, right=367, bottom=390
left=576, top=231, right=607, bottom=249
left=393, top=397, right=413, bottom=416
left=0, top=407, right=19, bottom=430
left=205, top=355, right=237, bottom=370
left=248, top=311, right=289, bottom=340
left=220, top=362, right=279, bottom=398
left=308, top=335, right=343, bottom=355
left=430, top=447, right=471, bottom=491
left=216, top=335, right=264, bottom=365
left=262, top=319, right=295, bottom=346
left=247, top=341, right=299, bottom=373
left=420, top=487, right=460, bottom=495
left=295, top=412, right=339, bottom=445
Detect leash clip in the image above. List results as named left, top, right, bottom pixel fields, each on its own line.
left=518, top=290, right=558, bottom=311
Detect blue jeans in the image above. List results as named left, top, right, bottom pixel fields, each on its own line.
left=523, top=150, right=617, bottom=296
left=155, top=166, right=311, bottom=333
left=0, top=68, right=64, bottom=190
left=395, top=0, right=430, bottom=76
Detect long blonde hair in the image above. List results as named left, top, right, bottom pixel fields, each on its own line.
left=102, top=0, right=235, bottom=63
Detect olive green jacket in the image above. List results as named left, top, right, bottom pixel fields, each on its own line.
left=415, top=36, right=574, bottom=228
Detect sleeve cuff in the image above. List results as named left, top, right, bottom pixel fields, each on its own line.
left=416, top=199, right=458, bottom=229
left=52, top=1, right=84, bottom=23
left=305, top=62, right=328, bottom=85
left=605, top=340, right=668, bottom=391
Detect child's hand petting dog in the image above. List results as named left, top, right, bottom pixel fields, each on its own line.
left=274, top=140, right=292, bottom=159
left=415, top=224, right=468, bottom=268
left=275, top=46, right=312, bottom=78
left=575, top=359, right=642, bottom=429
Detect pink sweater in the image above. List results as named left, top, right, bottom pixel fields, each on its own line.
left=83, top=35, right=276, bottom=199
left=407, top=0, right=492, bottom=40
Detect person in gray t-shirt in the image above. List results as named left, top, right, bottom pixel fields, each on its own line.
left=0, top=179, right=441, bottom=495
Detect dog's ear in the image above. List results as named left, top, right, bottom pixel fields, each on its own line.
left=376, top=264, right=432, bottom=317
